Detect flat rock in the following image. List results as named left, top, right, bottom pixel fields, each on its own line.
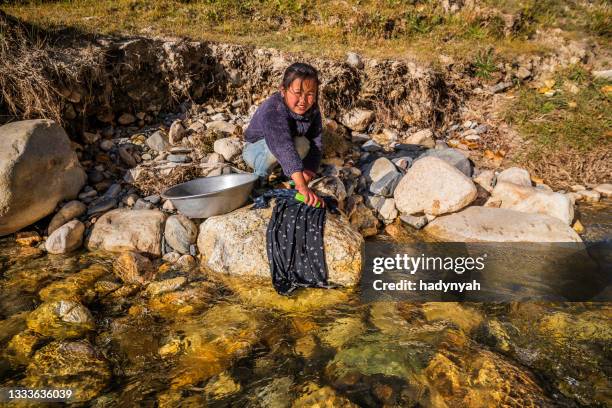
left=87, top=209, right=166, bottom=256
left=362, top=157, right=398, bottom=183
left=197, top=206, right=363, bottom=287
left=486, top=181, right=574, bottom=225
left=394, top=156, right=477, bottom=216
left=207, top=120, right=238, bottom=135
left=0, top=120, right=86, bottom=236
left=593, top=183, right=612, bottom=197
left=425, top=206, right=582, bottom=242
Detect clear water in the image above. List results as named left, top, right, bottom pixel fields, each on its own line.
left=0, top=202, right=610, bottom=407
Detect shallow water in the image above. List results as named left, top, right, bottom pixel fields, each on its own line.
left=0, top=203, right=610, bottom=407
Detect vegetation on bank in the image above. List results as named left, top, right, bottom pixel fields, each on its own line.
left=504, top=65, right=611, bottom=184
left=1, top=0, right=609, bottom=64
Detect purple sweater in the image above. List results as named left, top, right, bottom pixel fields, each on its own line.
left=244, top=91, right=323, bottom=176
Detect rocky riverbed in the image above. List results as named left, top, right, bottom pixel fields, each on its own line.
left=0, top=80, right=610, bottom=407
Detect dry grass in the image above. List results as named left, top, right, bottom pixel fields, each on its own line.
left=0, top=10, right=104, bottom=123
left=4, top=0, right=608, bottom=65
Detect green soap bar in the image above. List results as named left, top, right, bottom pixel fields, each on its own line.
left=294, top=192, right=321, bottom=207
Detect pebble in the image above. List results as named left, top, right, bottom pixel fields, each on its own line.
left=489, top=81, right=513, bottom=94
left=134, top=199, right=153, bottom=210
left=361, top=140, right=381, bottom=152
left=100, top=139, right=115, bottom=152
left=141, top=153, right=152, bottom=161
left=400, top=214, right=428, bottom=229
left=351, top=133, right=370, bottom=144
left=167, top=154, right=190, bottom=163
left=144, top=195, right=161, bottom=205
left=78, top=190, right=98, bottom=200
left=346, top=51, right=364, bottom=69
left=577, top=190, right=601, bottom=203
left=87, top=197, right=117, bottom=215
left=103, top=184, right=122, bottom=198
left=593, top=183, right=612, bottom=197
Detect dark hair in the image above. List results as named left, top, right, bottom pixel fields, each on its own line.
left=281, top=62, right=320, bottom=89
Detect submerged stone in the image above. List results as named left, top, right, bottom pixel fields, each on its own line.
left=26, top=300, right=95, bottom=339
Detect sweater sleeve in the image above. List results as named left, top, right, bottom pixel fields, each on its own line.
left=302, top=111, right=323, bottom=173
left=262, top=106, right=304, bottom=177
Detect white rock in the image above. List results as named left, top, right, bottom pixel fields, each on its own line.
left=48, top=200, right=87, bottom=234
left=0, top=120, right=86, bottom=236
left=197, top=206, right=363, bottom=287
left=206, top=120, right=238, bottom=135
left=346, top=52, right=364, bottom=69
left=45, top=220, right=85, bottom=254
left=473, top=170, right=495, bottom=192
left=592, top=70, right=612, bottom=80
left=86, top=209, right=166, bottom=256
left=403, top=128, right=435, bottom=148
left=485, top=181, right=574, bottom=225
left=593, top=183, right=612, bottom=198
left=363, top=157, right=398, bottom=183
left=213, top=137, right=242, bottom=162
left=425, top=207, right=582, bottom=242
left=577, top=190, right=601, bottom=203
left=378, top=198, right=398, bottom=224
left=394, top=156, right=477, bottom=216
left=340, top=108, right=375, bottom=132
left=496, top=167, right=531, bottom=187
left=146, top=131, right=170, bottom=152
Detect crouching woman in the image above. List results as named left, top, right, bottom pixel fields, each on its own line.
left=243, top=62, right=325, bottom=208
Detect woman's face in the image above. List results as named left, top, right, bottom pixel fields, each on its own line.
left=281, top=77, right=318, bottom=116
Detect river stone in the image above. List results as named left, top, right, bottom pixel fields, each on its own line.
left=577, top=189, right=601, bottom=202
left=168, top=304, right=264, bottom=389
left=419, top=148, right=472, bottom=177
left=394, top=156, right=477, bottom=215
left=168, top=120, right=186, bottom=144
left=473, top=170, right=495, bottom=192
left=197, top=206, right=363, bottom=287
left=293, top=382, right=358, bottom=408
left=146, top=130, right=170, bottom=152
left=403, top=128, right=435, bottom=148
left=496, top=167, right=531, bottom=187
left=27, top=300, right=95, bottom=339
left=370, top=172, right=402, bottom=197
left=165, top=214, right=198, bottom=254
left=87, top=209, right=166, bottom=256
left=118, top=113, right=136, bottom=125
left=213, top=137, right=242, bottom=161
left=309, top=176, right=347, bottom=204
left=207, top=120, right=238, bottom=135
left=25, top=340, right=111, bottom=402
left=0, top=120, right=86, bottom=236
left=378, top=198, right=398, bottom=224
left=340, top=108, right=375, bottom=132
left=425, top=207, right=582, bottom=242
left=114, top=251, right=155, bottom=285
left=363, top=157, right=398, bottom=183
left=486, top=181, right=574, bottom=225
left=48, top=200, right=87, bottom=234
left=45, top=220, right=85, bottom=254
left=593, top=183, right=612, bottom=197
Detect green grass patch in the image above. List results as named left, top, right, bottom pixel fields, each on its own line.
left=505, top=65, right=611, bottom=153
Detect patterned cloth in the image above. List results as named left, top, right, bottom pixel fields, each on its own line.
left=251, top=189, right=338, bottom=295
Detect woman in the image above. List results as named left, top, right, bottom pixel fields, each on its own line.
left=243, top=62, right=324, bottom=208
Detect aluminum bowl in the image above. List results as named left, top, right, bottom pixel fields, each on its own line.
left=161, top=173, right=258, bottom=218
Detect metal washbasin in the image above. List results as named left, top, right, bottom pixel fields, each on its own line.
left=161, top=173, right=258, bottom=218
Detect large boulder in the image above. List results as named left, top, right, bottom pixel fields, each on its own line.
left=0, top=120, right=86, bottom=236
left=394, top=156, right=477, bottom=215
left=87, top=209, right=166, bottom=256
left=424, top=207, right=582, bottom=242
left=197, top=206, right=363, bottom=287
left=486, top=181, right=574, bottom=225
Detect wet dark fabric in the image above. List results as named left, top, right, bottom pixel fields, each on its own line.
left=251, top=189, right=338, bottom=295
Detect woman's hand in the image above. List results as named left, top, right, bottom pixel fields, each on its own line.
left=292, top=171, right=325, bottom=208
left=303, top=169, right=316, bottom=184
